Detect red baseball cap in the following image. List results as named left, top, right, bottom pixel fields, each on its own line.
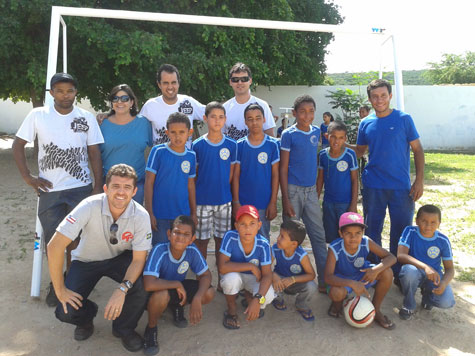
left=236, top=205, right=260, bottom=221
left=339, top=212, right=367, bottom=229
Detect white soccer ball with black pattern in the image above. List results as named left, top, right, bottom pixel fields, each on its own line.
left=343, top=296, right=375, bottom=328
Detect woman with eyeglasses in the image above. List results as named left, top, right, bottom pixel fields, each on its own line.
left=99, top=84, right=152, bottom=204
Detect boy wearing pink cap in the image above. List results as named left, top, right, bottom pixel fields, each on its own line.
left=218, top=205, right=275, bottom=330
left=324, top=212, right=397, bottom=330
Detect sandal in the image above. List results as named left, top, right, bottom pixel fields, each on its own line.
left=222, top=312, right=240, bottom=330
left=327, top=303, right=341, bottom=318
left=272, top=299, right=287, bottom=311
left=297, top=308, right=315, bottom=321
left=375, top=315, right=396, bottom=330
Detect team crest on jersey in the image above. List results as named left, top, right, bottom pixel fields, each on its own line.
left=257, top=152, right=268, bottom=164
left=249, top=259, right=259, bottom=266
left=337, top=161, right=349, bottom=172
left=427, top=246, right=440, bottom=259
left=70, top=117, right=89, bottom=133
left=354, top=257, right=365, bottom=268
left=290, top=264, right=302, bottom=274
left=310, top=135, right=319, bottom=146
left=177, top=261, right=189, bottom=274
left=220, top=148, right=230, bottom=160
left=181, top=160, right=191, bottom=174
left=178, top=100, right=193, bottom=115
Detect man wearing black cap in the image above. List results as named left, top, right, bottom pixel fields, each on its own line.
left=12, top=72, right=104, bottom=306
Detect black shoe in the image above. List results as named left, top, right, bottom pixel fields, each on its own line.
left=113, top=329, right=143, bottom=352
left=74, top=322, right=94, bottom=341
left=399, top=307, right=414, bottom=320
left=46, top=282, right=59, bottom=307
left=172, top=305, right=188, bottom=328
left=143, top=326, right=159, bottom=356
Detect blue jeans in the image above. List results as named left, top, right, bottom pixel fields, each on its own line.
left=399, top=264, right=455, bottom=311
left=362, top=187, right=414, bottom=276
left=283, top=184, right=327, bottom=285
left=322, top=201, right=349, bottom=243
left=257, top=208, right=271, bottom=240
left=152, top=218, right=174, bottom=246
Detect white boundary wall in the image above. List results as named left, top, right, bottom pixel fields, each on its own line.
left=1, top=85, right=474, bottom=150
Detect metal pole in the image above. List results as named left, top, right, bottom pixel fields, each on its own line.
left=391, top=34, right=405, bottom=111
left=60, top=16, right=67, bottom=73
left=45, top=7, right=61, bottom=103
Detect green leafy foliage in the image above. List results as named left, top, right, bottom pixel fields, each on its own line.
left=424, top=52, right=475, bottom=84
left=327, top=70, right=430, bottom=86
left=0, top=0, right=342, bottom=109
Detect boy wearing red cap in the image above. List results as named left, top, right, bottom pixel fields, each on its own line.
left=324, top=212, right=396, bottom=330
left=218, top=205, right=275, bottom=330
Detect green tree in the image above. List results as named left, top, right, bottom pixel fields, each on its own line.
left=424, top=52, right=475, bottom=84
left=0, top=0, right=342, bottom=109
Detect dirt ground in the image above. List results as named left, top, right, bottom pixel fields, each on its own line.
left=0, top=139, right=474, bottom=356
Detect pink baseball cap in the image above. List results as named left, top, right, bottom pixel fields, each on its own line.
left=339, top=212, right=367, bottom=229
left=236, top=205, right=260, bottom=221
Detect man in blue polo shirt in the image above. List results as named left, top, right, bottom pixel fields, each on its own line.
left=353, top=79, right=425, bottom=281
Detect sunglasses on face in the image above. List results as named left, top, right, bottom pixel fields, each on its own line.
left=110, top=223, right=118, bottom=245
left=111, top=95, right=130, bottom=103
left=230, top=76, right=250, bottom=83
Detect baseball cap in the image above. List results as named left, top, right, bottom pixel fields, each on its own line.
left=339, top=212, right=367, bottom=229
left=236, top=205, right=260, bottom=221
left=50, top=72, right=78, bottom=89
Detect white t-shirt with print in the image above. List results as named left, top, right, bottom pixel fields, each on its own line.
left=223, top=95, right=276, bottom=141
left=140, top=94, right=205, bottom=148
left=16, top=105, right=104, bottom=192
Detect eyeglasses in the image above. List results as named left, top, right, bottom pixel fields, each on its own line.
left=230, top=76, right=250, bottom=83
left=111, top=95, right=130, bottom=103
left=110, top=223, right=118, bottom=245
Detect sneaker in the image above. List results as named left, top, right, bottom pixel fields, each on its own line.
left=399, top=307, right=414, bottom=320
left=45, top=282, right=59, bottom=307
left=113, top=329, right=143, bottom=352
left=143, top=326, right=159, bottom=356
left=172, top=305, right=188, bottom=328
left=421, top=301, right=434, bottom=310
left=74, top=322, right=94, bottom=341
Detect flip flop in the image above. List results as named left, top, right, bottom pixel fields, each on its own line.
left=271, top=299, right=287, bottom=311
left=327, top=303, right=341, bottom=318
left=297, top=308, right=315, bottom=321
left=375, top=315, right=396, bottom=330
left=222, top=312, right=240, bottom=330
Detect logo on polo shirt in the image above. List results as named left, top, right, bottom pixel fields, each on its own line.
left=220, top=148, right=230, bottom=160
left=249, top=258, right=259, bottom=266
left=337, top=161, right=349, bottom=172
left=146, top=233, right=152, bottom=240
left=427, top=246, right=440, bottom=259
left=178, top=100, right=193, bottom=115
left=181, top=160, right=191, bottom=173
left=70, top=117, right=89, bottom=133
left=354, top=257, right=365, bottom=268
left=290, top=264, right=302, bottom=274
left=177, top=261, right=189, bottom=274
left=257, top=152, right=268, bottom=164
left=122, top=231, right=134, bottom=242
left=66, top=215, right=76, bottom=224
left=310, top=135, right=318, bottom=146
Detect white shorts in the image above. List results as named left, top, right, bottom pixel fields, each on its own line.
left=196, top=202, right=232, bottom=240
left=220, top=272, right=275, bottom=308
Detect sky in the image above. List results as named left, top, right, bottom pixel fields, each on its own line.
left=324, top=0, right=475, bottom=73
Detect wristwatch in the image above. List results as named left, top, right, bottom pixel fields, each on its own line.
left=254, top=293, right=266, bottom=305
left=118, top=284, right=128, bottom=294
left=122, top=280, right=133, bottom=290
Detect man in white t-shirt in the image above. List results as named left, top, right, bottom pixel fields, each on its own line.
left=223, top=63, right=276, bottom=141
left=48, top=164, right=151, bottom=352
left=140, top=64, right=205, bottom=148
left=12, top=73, right=104, bottom=307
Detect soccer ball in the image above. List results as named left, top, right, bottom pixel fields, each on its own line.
left=343, top=296, right=375, bottom=328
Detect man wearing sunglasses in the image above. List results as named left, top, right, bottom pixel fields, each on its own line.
left=47, top=164, right=152, bottom=352
left=223, top=63, right=276, bottom=141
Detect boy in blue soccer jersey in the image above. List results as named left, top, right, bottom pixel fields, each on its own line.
left=280, top=95, right=327, bottom=293
left=397, top=205, right=455, bottom=320
left=192, top=102, right=237, bottom=261
left=232, top=103, right=280, bottom=239
left=324, top=212, right=396, bottom=330
left=218, top=205, right=275, bottom=330
left=144, top=113, right=197, bottom=246
left=317, top=121, right=359, bottom=243
left=271, top=220, right=317, bottom=321
left=142, top=216, right=215, bottom=355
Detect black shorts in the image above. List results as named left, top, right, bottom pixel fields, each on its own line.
left=168, top=279, right=200, bottom=307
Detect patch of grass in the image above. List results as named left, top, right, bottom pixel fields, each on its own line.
left=455, top=266, right=475, bottom=283
left=452, top=232, right=475, bottom=254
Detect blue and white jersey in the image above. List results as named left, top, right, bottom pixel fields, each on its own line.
left=236, top=135, right=280, bottom=210
left=145, top=143, right=196, bottom=219
left=320, top=123, right=329, bottom=146
left=356, top=109, right=420, bottom=190
left=398, top=226, right=452, bottom=275
left=329, top=236, right=372, bottom=281
left=192, top=134, right=237, bottom=206
left=318, top=147, right=358, bottom=203
left=280, top=124, right=320, bottom=187
left=220, top=230, right=272, bottom=274
left=272, top=243, right=307, bottom=277
left=143, top=242, right=208, bottom=281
